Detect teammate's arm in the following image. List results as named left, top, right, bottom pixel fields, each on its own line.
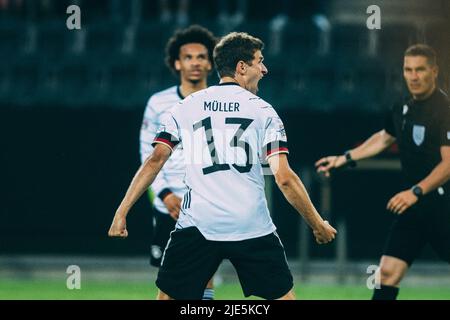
left=315, top=129, right=396, bottom=177
left=268, top=154, right=337, bottom=244
left=108, top=144, right=172, bottom=238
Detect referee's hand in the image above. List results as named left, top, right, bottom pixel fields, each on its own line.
left=315, top=155, right=346, bottom=177
left=387, top=189, right=418, bottom=214
left=108, top=215, right=128, bottom=238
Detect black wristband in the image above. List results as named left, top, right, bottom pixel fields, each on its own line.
left=411, top=185, right=423, bottom=199
left=158, top=188, right=173, bottom=201
left=344, top=150, right=356, bottom=168
left=344, top=150, right=353, bottom=161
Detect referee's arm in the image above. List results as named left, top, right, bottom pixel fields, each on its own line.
left=315, top=129, right=396, bottom=177
left=387, top=146, right=450, bottom=214
left=413, top=146, right=450, bottom=195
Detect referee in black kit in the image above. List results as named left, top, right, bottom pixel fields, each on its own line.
left=316, top=44, right=450, bottom=300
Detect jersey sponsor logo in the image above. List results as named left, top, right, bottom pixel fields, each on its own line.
left=277, top=124, right=286, bottom=138
left=402, top=104, right=409, bottom=115
left=156, top=124, right=166, bottom=133
left=412, top=125, right=425, bottom=146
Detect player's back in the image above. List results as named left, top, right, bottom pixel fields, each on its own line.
left=165, top=83, right=288, bottom=241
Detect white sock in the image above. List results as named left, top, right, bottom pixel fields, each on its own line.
left=202, top=288, right=214, bottom=300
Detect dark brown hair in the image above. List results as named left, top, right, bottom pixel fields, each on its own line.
left=404, top=44, right=437, bottom=66
left=213, top=32, right=264, bottom=78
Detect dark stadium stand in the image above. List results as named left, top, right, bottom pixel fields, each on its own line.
left=1, top=9, right=448, bottom=112
left=1, top=16, right=447, bottom=112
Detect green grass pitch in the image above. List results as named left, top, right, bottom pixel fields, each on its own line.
left=1, top=279, right=449, bottom=300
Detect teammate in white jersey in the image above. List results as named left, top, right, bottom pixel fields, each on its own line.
left=139, top=25, right=217, bottom=299
left=109, top=32, right=337, bottom=300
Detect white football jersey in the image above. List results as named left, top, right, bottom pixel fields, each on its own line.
left=152, top=83, right=289, bottom=241
left=140, top=86, right=186, bottom=214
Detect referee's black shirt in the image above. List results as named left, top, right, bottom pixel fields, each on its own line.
left=384, top=89, right=450, bottom=193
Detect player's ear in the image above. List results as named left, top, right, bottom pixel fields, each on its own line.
left=236, top=61, right=246, bottom=75
left=432, top=64, right=439, bottom=78
left=175, top=60, right=181, bottom=71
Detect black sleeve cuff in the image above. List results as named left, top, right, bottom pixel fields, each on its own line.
left=152, top=132, right=180, bottom=151
left=263, top=141, right=289, bottom=159
left=158, top=188, right=173, bottom=201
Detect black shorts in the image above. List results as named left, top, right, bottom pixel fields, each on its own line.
left=150, top=209, right=176, bottom=267
left=156, top=227, right=294, bottom=300
left=383, top=192, right=450, bottom=265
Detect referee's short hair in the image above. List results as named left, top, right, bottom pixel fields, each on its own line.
left=213, top=32, right=264, bottom=78
left=404, top=44, right=437, bottom=66
left=165, top=25, right=217, bottom=75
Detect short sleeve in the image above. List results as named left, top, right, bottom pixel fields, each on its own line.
left=440, top=105, right=450, bottom=146
left=151, top=110, right=181, bottom=152
left=139, top=97, right=160, bottom=163
left=261, top=109, right=289, bottom=160
left=384, top=105, right=396, bottom=137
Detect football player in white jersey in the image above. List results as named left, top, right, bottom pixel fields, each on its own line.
left=139, top=25, right=217, bottom=300
left=109, top=32, right=337, bottom=300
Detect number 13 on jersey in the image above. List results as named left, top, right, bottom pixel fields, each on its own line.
left=193, top=116, right=254, bottom=175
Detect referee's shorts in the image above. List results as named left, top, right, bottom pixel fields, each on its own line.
left=383, top=191, right=450, bottom=265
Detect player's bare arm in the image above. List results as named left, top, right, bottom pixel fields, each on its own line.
left=268, top=154, right=337, bottom=244
left=387, top=145, right=450, bottom=214
left=108, top=144, right=172, bottom=238
left=315, top=129, right=396, bottom=177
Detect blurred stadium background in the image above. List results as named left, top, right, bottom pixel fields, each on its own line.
left=1, top=0, right=449, bottom=299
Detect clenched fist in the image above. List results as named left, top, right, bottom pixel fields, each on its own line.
left=313, top=220, right=337, bottom=244
left=108, top=215, right=128, bottom=238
